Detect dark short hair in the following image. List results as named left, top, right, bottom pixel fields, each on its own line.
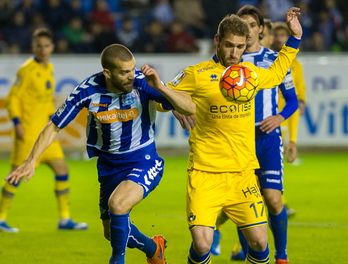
left=237, top=5, right=265, bottom=40
left=272, top=21, right=290, bottom=36
left=264, top=18, right=273, bottom=34
left=217, top=14, right=250, bottom=40
left=100, top=44, right=134, bottom=70
left=32, top=27, right=53, bottom=41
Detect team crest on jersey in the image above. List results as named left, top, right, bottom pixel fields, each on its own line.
left=188, top=213, right=196, bottom=221
left=171, top=70, right=186, bottom=87
left=56, top=102, right=67, bottom=117
left=122, top=93, right=136, bottom=106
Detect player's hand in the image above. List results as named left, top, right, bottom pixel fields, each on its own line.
left=260, top=114, right=284, bottom=134
left=299, top=101, right=306, bottom=116
left=284, top=141, right=297, bottom=163
left=5, top=162, right=35, bottom=185
left=15, top=123, right=24, bottom=140
left=286, top=7, right=302, bottom=39
left=172, top=110, right=196, bottom=131
left=141, top=64, right=162, bottom=90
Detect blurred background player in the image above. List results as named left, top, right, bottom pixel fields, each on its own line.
left=272, top=21, right=307, bottom=217
left=0, top=27, right=88, bottom=233
left=210, top=6, right=299, bottom=264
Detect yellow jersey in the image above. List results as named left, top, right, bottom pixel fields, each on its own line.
left=278, top=58, right=306, bottom=143
left=167, top=45, right=299, bottom=172
left=6, top=57, right=55, bottom=140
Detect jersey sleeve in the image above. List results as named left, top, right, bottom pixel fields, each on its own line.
left=291, top=59, right=306, bottom=103
left=166, top=66, right=196, bottom=95
left=51, top=86, right=90, bottom=129
left=245, top=45, right=299, bottom=90
left=278, top=71, right=298, bottom=120
left=5, top=67, right=29, bottom=123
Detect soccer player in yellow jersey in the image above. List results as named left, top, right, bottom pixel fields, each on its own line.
left=167, top=7, right=303, bottom=264
left=0, top=28, right=87, bottom=233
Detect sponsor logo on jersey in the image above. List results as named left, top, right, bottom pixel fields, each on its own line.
left=210, top=74, right=219, bottom=82
left=196, top=66, right=215, bottom=73
left=262, top=170, right=281, bottom=176
left=92, top=108, right=139, bottom=123
left=266, top=178, right=281, bottom=184
left=283, top=74, right=294, bottom=90
left=171, top=70, right=186, bottom=86
left=56, top=102, right=67, bottom=117
left=91, top=103, right=109, bottom=107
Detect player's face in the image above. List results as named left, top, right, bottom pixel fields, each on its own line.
left=105, top=58, right=136, bottom=94
left=272, top=29, right=288, bottom=52
left=215, top=33, right=247, bottom=67
left=240, top=15, right=263, bottom=48
left=32, top=36, right=54, bottom=64
left=260, top=27, right=274, bottom=49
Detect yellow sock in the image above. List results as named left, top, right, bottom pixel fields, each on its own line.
left=55, top=175, right=70, bottom=219
left=0, top=182, right=19, bottom=220
left=232, top=240, right=243, bottom=254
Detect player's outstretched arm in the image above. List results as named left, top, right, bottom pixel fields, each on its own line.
left=141, top=64, right=196, bottom=116
left=286, top=7, right=302, bottom=39
left=5, top=121, right=61, bottom=184
left=172, top=110, right=196, bottom=131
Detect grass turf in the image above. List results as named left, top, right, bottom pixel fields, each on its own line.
left=0, top=152, right=347, bottom=263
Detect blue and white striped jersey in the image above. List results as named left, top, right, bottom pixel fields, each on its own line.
left=242, top=46, right=298, bottom=128
left=51, top=70, right=173, bottom=160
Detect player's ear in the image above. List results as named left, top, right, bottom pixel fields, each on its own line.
left=103, top=69, right=110, bottom=79
left=214, top=34, right=220, bottom=46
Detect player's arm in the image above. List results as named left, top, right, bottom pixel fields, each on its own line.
left=284, top=110, right=299, bottom=163
left=6, top=70, right=28, bottom=140
left=5, top=121, right=61, bottom=184
left=253, top=7, right=303, bottom=89
left=141, top=64, right=195, bottom=116
left=291, top=59, right=306, bottom=115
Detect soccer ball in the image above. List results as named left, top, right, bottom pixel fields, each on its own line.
left=219, top=65, right=259, bottom=104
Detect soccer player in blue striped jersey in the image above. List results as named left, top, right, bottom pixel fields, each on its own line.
left=211, top=6, right=298, bottom=264
left=6, top=44, right=195, bottom=264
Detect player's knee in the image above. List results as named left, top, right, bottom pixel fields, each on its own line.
left=248, top=236, right=268, bottom=252
left=264, top=197, right=283, bottom=214
left=193, top=240, right=211, bottom=255
left=108, top=198, right=131, bottom=215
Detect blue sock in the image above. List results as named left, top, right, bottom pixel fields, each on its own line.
left=127, top=223, right=156, bottom=258
left=237, top=227, right=249, bottom=256
left=247, top=245, right=270, bottom=264
left=187, top=243, right=211, bottom=264
left=269, top=206, right=288, bottom=259
left=109, top=212, right=130, bottom=264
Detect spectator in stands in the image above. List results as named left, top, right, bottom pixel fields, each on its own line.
left=89, top=0, right=115, bottom=31
left=262, top=0, right=293, bottom=22
left=308, top=31, right=327, bottom=51
left=61, top=16, right=93, bottom=53
left=41, top=0, right=71, bottom=31
left=116, top=16, right=140, bottom=52
left=13, top=0, right=39, bottom=25
left=141, top=20, right=167, bottom=53
left=0, top=0, right=14, bottom=31
left=90, top=21, right=119, bottom=53
left=29, top=12, right=48, bottom=32
left=151, top=0, right=174, bottom=28
left=3, top=11, right=31, bottom=53
left=172, top=0, right=206, bottom=38
left=166, top=20, right=198, bottom=53
left=55, top=37, right=73, bottom=53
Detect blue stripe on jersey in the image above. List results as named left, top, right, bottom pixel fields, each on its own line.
left=99, top=95, right=113, bottom=151
left=119, top=94, right=133, bottom=151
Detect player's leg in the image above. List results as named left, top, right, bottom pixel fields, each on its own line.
left=45, top=158, right=88, bottom=230
left=101, top=157, right=166, bottom=264
left=187, top=170, right=227, bottom=264
left=224, top=169, right=270, bottom=264
left=263, top=188, right=288, bottom=262
left=0, top=164, right=20, bottom=233
left=211, top=210, right=228, bottom=255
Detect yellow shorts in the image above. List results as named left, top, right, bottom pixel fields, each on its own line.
left=11, top=138, right=65, bottom=167
left=186, top=169, right=267, bottom=230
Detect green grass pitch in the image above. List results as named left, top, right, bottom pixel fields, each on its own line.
left=0, top=152, right=347, bottom=263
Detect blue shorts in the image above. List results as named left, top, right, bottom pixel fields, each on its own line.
left=255, top=132, right=284, bottom=191
left=97, top=156, right=164, bottom=220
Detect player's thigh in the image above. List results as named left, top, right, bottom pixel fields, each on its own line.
left=242, top=224, right=268, bottom=250
left=186, top=170, right=227, bottom=228
left=223, top=170, right=267, bottom=229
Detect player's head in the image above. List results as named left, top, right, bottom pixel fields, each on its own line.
left=101, top=44, right=136, bottom=94
left=214, top=14, right=249, bottom=67
left=271, top=21, right=290, bottom=52
left=260, top=18, right=274, bottom=49
left=236, top=5, right=264, bottom=49
left=32, top=27, right=54, bottom=64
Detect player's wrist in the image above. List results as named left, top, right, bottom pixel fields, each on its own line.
left=13, top=117, right=21, bottom=125
left=286, top=35, right=301, bottom=49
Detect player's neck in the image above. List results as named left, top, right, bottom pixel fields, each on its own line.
left=245, top=42, right=261, bottom=53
